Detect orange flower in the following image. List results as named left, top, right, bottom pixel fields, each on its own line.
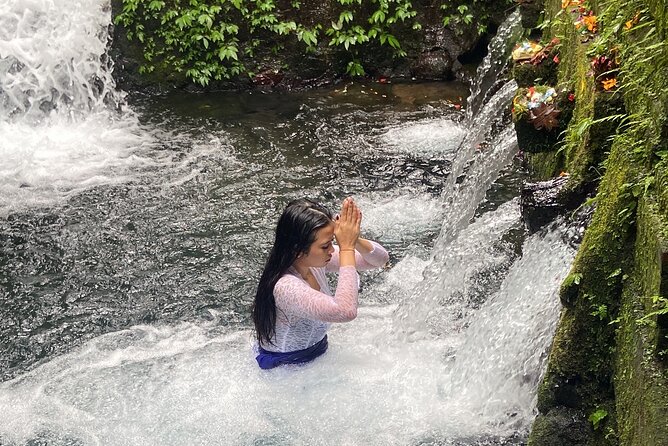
left=602, top=78, right=617, bottom=90
left=625, top=12, right=640, bottom=30
left=562, top=0, right=582, bottom=8
left=583, top=15, right=598, bottom=32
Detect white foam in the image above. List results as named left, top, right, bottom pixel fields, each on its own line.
left=380, top=119, right=466, bottom=155
left=0, top=226, right=574, bottom=446
left=0, top=114, right=154, bottom=215
left=354, top=190, right=444, bottom=242
left=0, top=0, right=156, bottom=215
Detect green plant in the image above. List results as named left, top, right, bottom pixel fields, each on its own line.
left=439, top=0, right=511, bottom=35
left=115, top=0, right=429, bottom=84
left=588, top=407, right=608, bottom=430
left=325, top=0, right=419, bottom=75
left=638, top=295, right=668, bottom=324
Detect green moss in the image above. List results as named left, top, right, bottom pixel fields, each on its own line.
left=513, top=59, right=559, bottom=88
left=560, top=272, right=583, bottom=306
left=614, top=198, right=668, bottom=445
left=560, top=45, right=595, bottom=184
left=519, top=0, right=668, bottom=444
left=528, top=407, right=592, bottom=446
left=525, top=150, right=564, bottom=180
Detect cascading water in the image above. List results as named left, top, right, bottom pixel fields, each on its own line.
left=466, top=10, right=524, bottom=121
left=0, top=0, right=153, bottom=216
left=392, top=78, right=520, bottom=334
left=0, top=4, right=576, bottom=445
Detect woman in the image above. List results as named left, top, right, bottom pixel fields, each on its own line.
left=251, top=197, right=389, bottom=369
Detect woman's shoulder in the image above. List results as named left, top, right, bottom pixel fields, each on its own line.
left=275, top=271, right=301, bottom=286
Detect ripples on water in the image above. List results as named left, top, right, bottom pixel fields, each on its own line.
left=0, top=82, right=467, bottom=379
left=0, top=2, right=575, bottom=443
left=0, top=79, right=562, bottom=445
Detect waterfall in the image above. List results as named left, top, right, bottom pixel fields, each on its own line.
left=0, top=0, right=153, bottom=216
left=466, top=9, right=524, bottom=121
left=392, top=80, right=520, bottom=333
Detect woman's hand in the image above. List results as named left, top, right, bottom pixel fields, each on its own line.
left=334, top=197, right=361, bottom=251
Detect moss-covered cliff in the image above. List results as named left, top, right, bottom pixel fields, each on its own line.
left=512, top=0, right=668, bottom=444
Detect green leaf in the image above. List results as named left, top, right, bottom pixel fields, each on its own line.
left=370, top=10, right=386, bottom=23
left=298, top=29, right=318, bottom=46
left=387, top=34, right=400, bottom=49
left=340, top=10, right=354, bottom=23
left=588, top=408, right=608, bottom=430
left=346, top=60, right=365, bottom=77
left=198, top=14, right=213, bottom=29
left=607, top=268, right=622, bottom=279
left=218, top=45, right=239, bottom=61
left=148, top=0, right=164, bottom=11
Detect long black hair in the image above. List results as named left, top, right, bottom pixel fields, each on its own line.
left=252, top=198, right=334, bottom=345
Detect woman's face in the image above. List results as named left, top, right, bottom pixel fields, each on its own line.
left=297, top=222, right=335, bottom=268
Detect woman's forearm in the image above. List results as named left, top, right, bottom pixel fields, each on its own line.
left=355, top=238, right=373, bottom=254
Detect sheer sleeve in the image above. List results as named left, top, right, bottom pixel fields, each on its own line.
left=325, top=240, right=390, bottom=272
left=273, top=266, right=359, bottom=322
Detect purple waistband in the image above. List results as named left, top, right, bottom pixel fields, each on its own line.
left=256, top=335, right=328, bottom=370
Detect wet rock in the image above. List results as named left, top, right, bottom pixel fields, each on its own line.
left=521, top=175, right=569, bottom=232
left=528, top=406, right=593, bottom=446
left=251, top=69, right=285, bottom=88
left=516, top=0, right=545, bottom=31
left=412, top=49, right=454, bottom=80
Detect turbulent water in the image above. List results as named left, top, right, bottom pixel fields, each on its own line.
left=0, top=2, right=575, bottom=445
left=0, top=0, right=155, bottom=215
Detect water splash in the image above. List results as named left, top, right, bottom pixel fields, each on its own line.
left=466, top=10, right=523, bottom=121
left=393, top=198, right=522, bottom=336
left=0, top=224, right=574, bottom=446
left=441, top=226, right=576, bottom=421
left=0, top=0, right=154, bottom=216
left=0, top=0, right=121, bottom=121
left=391, top=80, right=520, bottom=335
left=380, top=119, right=466, bottom=155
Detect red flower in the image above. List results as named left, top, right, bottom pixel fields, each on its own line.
left=568, top=93, right=575, bottom=101
left=553, top=55, right=560, bottom=64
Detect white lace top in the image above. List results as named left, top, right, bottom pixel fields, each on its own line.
left=261, top=241, right=389, bottom=352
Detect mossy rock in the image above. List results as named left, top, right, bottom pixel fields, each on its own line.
left=614, top=198, right=668, bottom=445
left=517, top=0, right=546, bottom=30
left=525, top=150, right=564, bottom=180
left=513, top=59, right=559, bottom=88
left=588, top=91, right=627, bottom=173
left=528, top=407, right=593, bottom=446
left=513, top=86, right=575, bottom=153
left=514, top=118, right=564, bottom=153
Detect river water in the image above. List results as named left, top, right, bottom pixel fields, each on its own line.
left=0, top=1, right=576, bottom=445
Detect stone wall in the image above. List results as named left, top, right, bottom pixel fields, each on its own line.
left=512, top=0, right=668, bottom=444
